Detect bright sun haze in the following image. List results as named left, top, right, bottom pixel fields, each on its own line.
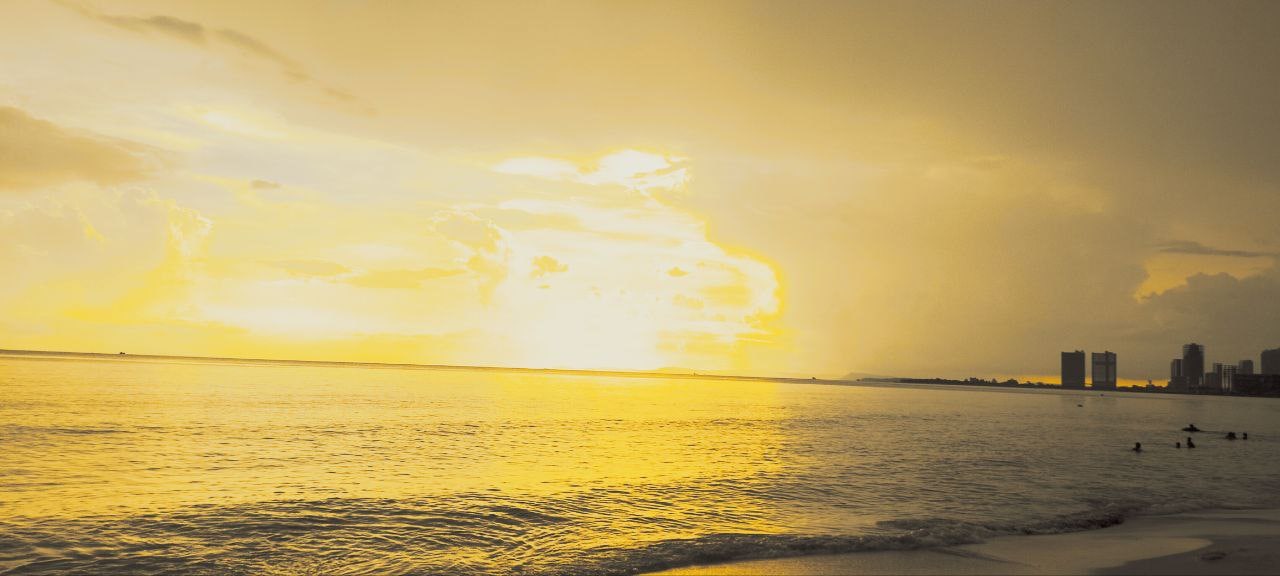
left=2, top=0, right=1279, bottom=379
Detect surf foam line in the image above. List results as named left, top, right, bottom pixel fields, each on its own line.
left=575, top=500, right=1241, bottom=576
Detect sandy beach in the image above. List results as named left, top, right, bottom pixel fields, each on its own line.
left=646, top=508, right=1280, bottom=575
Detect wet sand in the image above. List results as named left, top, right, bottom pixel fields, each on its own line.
left=647, top=508, right=1280, bottom=575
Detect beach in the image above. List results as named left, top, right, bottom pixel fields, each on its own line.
left=647, top=508, right=1280, bottom=575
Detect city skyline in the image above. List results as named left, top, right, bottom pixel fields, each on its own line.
left=1061, top=340, right=1280, bottom=390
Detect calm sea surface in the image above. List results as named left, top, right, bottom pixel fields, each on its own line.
left=3, top=353, right=1279, bottom=575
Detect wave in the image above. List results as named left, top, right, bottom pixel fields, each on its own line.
left=0, top=493, right=1259, bottom=576
left=582, top=500, right=1230, bottom=575
left=0, top=424, right=130, bottom=435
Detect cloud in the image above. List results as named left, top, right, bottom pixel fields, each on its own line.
left=667, top=266, right=688, bottom=277
left=1157, top=240, right=1278, bottom=259
left=434, top=211, right=505, bottom=254
left=530, top=255, right=568, bottom=278
left=250, top=179, right=280, bottom=190
left=472, top=207, right=583, bottom=232
left=492, top=157, right=579, bottom=180
left=0, top=189, right=211, bottom=321
left=492, top=150, right=689, bottom=192
left=268, top=260, right=349, bottom=277
left=63, top=3, right=356, bottom=104
left=1137, top=268, right=1280, bottom=364
left=346, top=268, right=464, bottom=289
left=432, top=211, right=510, bottom=299
left=672, top=293, right=704, bottom=309
left=103, top=13, right=204, bottom=43
left=0, top=106, right=152, bottom=191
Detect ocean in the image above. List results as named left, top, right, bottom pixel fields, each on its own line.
left=2, top=353, right=1279, bottom=575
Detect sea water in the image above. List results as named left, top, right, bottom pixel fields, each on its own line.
left=2, top=353, right=1279, bottom=575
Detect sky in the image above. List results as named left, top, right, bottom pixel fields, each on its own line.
left=3, top=0, right=1279, bottom=380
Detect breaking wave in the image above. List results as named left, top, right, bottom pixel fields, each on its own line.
left=0, top=495, right=1249, bottom=575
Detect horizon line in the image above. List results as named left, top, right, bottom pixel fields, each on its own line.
left=0, top=348, right=1160, bottom=390
left=0, top=347, right=841, bottom=385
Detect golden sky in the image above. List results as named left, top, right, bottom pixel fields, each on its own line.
left=3, top=0, right=1279, bottom=379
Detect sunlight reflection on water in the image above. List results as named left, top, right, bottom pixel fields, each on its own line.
left=2, top=355, right=1279, bottom=574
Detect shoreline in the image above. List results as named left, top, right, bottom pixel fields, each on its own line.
left=644, top=508, right=1280, bottom=575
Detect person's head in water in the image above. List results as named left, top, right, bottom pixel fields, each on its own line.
left=1176, top=441, right=1182, bottom=448
left=1187, top=437, right=1196, bottom=448
left=1133, top=442, right=1142, bottom=452
left=1244, top=433, right=1249, bottom=440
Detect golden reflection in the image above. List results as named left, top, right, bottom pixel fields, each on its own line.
left=0, top=357, right=787, bottom=537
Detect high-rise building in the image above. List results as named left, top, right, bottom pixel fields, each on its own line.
left=1206, top=363, right=1235, bottom=394
left=1203, top=363, right=1233, bottom=394
left=1220, top=364, right=1237, bottom=393
left=1183, top=343, right=1205, bottom=390
left=1204, top=370, right=1220, bottom=392
left=1262, top=348, right=1280, bottom=375
left=1168, top=358, right=1186, bottom=392
left=1092, top=351, right=1117, bottom=390
left=1238, top=359, right=1255, bottom=375
left=1061, top=351, right=1086, bottom=389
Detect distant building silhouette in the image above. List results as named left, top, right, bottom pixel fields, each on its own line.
left=1092, top=351, right=1117, bottom=390
left=1183, top=343, right=1205, bottom=391
left=1203, top=362, right=1235, bottom=394
left=1168, top=358, right=1185, bottom=392
left=1061, top=351, right=1086, bottom=389
left=1233, top=373, right=1280, bottom=396
left=1204, top=370, right=1220, bottom=392
left=1238, top=359, right=1255, bottom=375
left=1262, top=348, right=1280, bottom=375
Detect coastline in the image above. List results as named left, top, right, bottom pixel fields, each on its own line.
left=645, top=508, right=1280, bottom=575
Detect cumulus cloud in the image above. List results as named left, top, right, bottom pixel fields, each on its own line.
left=432, top=211, right=510, bottom=299
left=1136, top=268, right=1280, bottom=365
left=434, top=211, right=505, bottom=254
left=0, top=107, right=153, bottom=191
left=0, top=189, right=211, bottom=321
left=530, top=255, right=568, bottom=278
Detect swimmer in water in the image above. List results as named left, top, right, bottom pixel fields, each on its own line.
left=1176, top=441, right=1182, bottom=448
left=1187, top=437, right=1196, bottom=448
left=1132, top=442, right=1142, bottom=452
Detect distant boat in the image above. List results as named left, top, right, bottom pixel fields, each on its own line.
left=118, top=352, right=127, bottom=355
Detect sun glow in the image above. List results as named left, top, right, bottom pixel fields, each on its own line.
left=476, top=149, right=783, bottom=370
left=2, top=107, right=786, bottom=371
